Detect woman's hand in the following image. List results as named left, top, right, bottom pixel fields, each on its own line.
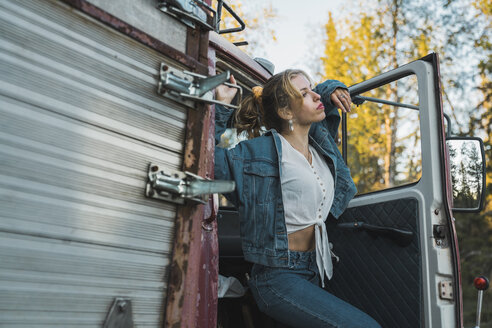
left=330, top=88, right=352, bottom=113
left=216, top=75, right=238, bottom=105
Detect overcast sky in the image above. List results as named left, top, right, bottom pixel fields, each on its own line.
left=243, top=0, right=343, bottom=78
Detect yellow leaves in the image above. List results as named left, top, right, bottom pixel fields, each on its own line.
left=415, top=33, right=430, bottom=58
left=321, top=11, right=384, bottom=86
left=473, top=0, right=492, bottom=16
left=215, top=2, right=244, bottom=43
left=320, top=4, right=425, bottom=194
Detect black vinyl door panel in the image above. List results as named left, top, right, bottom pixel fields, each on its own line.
left=325, top=197, right=422, bottom=328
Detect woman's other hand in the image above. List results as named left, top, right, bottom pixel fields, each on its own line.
left=330, top=88, right=352, bottom=113
left=216, top=75, right=238, bottom=105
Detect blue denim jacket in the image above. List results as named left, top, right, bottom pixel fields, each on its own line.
left=214, top=80, right=357, bottom=267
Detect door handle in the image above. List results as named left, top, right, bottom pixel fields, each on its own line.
left=337, top=221, right=414, bottom=247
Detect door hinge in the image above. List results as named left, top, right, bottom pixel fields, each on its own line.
left=158, top=63, right=242, bottom=109
left=145, top=163, right=235, bottom=205
left=438, top=281, right=454, bottom=301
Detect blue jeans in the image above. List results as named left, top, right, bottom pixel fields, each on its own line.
left=248, top=250, right=381, bottom=328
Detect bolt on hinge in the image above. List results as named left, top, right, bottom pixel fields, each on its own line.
left=145, top=163, right=235, bottom=205
left=438, top=281, right=454, bottom=301
left=158, top=63, right=242, bottom=109
left=103, top=298, right=133, bottom=328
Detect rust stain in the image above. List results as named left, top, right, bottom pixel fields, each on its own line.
left=197, top=195, right=219, bottom=327
left=169, top=261, right=183, bottom=288
left=184, top=139, right=196, bottom=169
left=181, top=243, right=190, bottom=255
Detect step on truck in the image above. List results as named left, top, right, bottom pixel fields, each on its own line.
left=0, top=0, right=487, bottom=327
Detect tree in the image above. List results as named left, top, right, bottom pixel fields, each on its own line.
left=321, top=1, right=424, bottom=193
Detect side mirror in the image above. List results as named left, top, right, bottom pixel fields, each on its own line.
left=446, top=137, right=486, bottom=212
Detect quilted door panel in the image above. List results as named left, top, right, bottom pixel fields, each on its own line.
left=326, top=198, right=422, bottom=328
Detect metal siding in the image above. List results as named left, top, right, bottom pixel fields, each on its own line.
left=85, top=0, right=188, bottom=54
left=0, top=0, right=187, bottom=325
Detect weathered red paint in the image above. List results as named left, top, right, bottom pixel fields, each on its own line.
left=165, top=106, right=212, bottom=327
left=429, top=53, right=463, bottom=327
left=164, top=11, right=214, bottom=327
left=197, top=195, right=219, bottom=328
left=194, top=44, right=221, bottom=328
left=209, top=31, right=271, bottom=82
left=60, top=0, right=208, bottom=73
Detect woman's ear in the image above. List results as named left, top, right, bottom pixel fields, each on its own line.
left=277, top=107, right=293, bottom=121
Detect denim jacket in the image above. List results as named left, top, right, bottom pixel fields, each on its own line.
left=214, top=80, right=357, bottom=267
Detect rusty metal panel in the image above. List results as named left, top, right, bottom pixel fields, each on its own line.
left=163, top=90, right=216, bottom=328
left=0, top=0, right=193, bottom=325
left=163, top=16, right=217, bottom=328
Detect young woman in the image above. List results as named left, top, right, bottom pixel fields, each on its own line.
left=214, top=70, right=381, bottom=328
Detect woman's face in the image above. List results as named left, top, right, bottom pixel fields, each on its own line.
left=289, top=74, right=325, bottom=126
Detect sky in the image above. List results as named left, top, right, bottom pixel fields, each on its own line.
left=242, top=0, right=343, bottom=78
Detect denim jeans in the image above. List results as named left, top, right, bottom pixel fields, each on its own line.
left=248, top=250, right=381, bottom=328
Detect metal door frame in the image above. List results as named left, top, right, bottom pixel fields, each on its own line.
left=345, top=57, right=459, bottom=327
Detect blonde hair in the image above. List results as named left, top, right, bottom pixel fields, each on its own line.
left=235, top=69, right=311, bottom=138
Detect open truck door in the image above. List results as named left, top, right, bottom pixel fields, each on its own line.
left=327, top=53, right=462, bottom=328
left=332, top=53, right=487, bottom=328
left=217, top=53, right=486, bottom=328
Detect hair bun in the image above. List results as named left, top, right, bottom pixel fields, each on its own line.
left=252, top=86, right=263, bottom=102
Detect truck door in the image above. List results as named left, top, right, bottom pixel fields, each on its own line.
left=0, top=0, right=219, bottom=326
left=327, top=54, right=459, bottom=328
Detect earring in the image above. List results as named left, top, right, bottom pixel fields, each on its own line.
left=288, top=119, right=294, bottom=132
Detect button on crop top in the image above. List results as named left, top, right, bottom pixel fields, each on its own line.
left=279, top=134, right=335, bottom=286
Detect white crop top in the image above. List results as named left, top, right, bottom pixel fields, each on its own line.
left=279, top=135, right=335, bottom=286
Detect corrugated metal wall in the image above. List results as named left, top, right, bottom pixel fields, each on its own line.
left=0, top=0, right=187, bottom=325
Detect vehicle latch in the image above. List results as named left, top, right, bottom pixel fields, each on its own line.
left=157, top=0, right=216, bottom=30
left=158, top=64, right=242, bottom=109
left=433, top=224, right=448, bottom=248
left=438, top=281, right=454, bottom=301
left=103, top=298, right=133, bottom=328
left=145, top=163, right=236, bottom=205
